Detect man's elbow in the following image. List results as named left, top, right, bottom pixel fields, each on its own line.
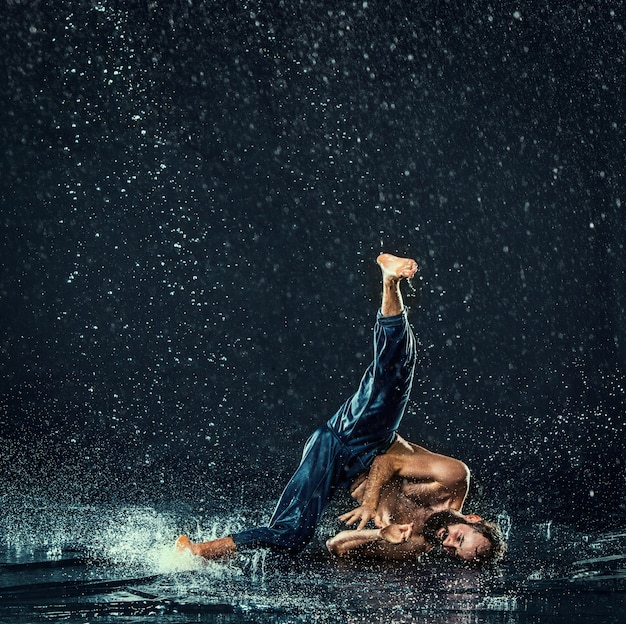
left=326, top=535, right=349, bottom=557
left=443, top=459, right=471, bottom=486
left=457, top=461, right=471, bottom=482
left=325, top=536, right=342, bottom=557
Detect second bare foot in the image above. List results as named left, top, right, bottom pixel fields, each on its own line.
left=175, top=535, right=237, bottom=560
left=175, top=535, right=197, bottom=555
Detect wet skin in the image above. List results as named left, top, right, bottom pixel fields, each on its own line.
left=436, top=523, right=492, bottom=561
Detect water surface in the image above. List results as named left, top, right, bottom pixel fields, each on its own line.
left=2, top=499, right=624, bottom=623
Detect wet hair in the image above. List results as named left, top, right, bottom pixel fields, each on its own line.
left=423, top=510, right=507, bottom=566
left=468, top=519, right=507, bottom=566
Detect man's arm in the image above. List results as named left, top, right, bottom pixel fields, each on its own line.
left=340, top=439, right=470, bottom=529
left=339, top=453, right=401, bottom=528
left=326, top=523, right=428, bottom=560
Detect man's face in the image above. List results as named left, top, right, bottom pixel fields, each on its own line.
left=435, top=523, right=492, bottom=562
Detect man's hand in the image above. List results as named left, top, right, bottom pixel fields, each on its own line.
left=338, top=505, right=381, bottom=530
left=379, top=523, right=414, bottom=544
left=326, top=523, right=422, bottom=559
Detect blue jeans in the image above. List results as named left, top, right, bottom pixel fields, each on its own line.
left=231, top=310, right=417, bottom=552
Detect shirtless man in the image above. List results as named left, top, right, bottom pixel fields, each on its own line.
left=327, top=445, right=500, bottom=561
left=177, top=254, right=505, bottom=564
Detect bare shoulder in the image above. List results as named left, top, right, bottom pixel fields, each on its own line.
left=390, top=436, right=470, bottom=487
left=434, top=453, right=470, bottom=484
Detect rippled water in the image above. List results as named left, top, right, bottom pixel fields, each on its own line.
left=1, top=498, right=625, bottom=623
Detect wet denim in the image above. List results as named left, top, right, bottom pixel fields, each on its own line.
left=231, top=310, right=417, bottom=552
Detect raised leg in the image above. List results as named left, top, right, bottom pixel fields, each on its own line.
left=324, top=254, right=419, bottom=482
left=377, top=253, right=418, bottom=317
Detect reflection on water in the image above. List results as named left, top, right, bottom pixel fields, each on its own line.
left=1, top=497, right=625, bottom=623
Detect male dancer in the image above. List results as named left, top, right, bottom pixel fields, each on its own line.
left=177, top=254, right=505, bottom=564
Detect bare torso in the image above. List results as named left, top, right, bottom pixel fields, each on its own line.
left=328, top=435, right=471, bottom=560
left=349, top=436, right=469, bottom=534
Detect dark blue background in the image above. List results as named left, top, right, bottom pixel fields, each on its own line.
left=1, top=1, right=624, bottom=527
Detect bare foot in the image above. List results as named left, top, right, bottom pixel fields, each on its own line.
left=175, top=534, right=237, bottom=560
left=175, top=535, right=197, bottom=555
left=377, top=254, right=418, bottom=280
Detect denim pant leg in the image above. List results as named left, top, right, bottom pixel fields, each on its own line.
left=231, top=310, right=417, bottom=553
left=327, top=310, right=417, bottom=480
left=231, top=425, right=345, bottom=552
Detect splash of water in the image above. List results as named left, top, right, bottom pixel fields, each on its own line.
left=0, top=496, right=251, bottom=578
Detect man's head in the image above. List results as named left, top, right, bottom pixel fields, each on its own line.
left=423, top=510, right=506, bottom=565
